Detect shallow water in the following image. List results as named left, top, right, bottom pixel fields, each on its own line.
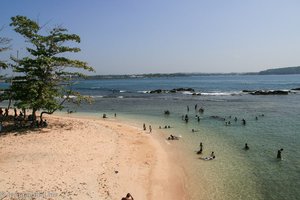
left=65, top=93, right=300, bottom=200
left=1, top=75, right=299, bottom=200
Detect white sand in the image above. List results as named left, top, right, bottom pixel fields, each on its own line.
left=0, top=114, right=188, bottom=200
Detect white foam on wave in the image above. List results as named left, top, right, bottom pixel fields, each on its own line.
left=90, top=95, right=104, bottom=98
left=201, top=92, right=241, bottom=96
left=137, top=90, right=150, bottom=93
left=181, top=91, right=194, bottom=95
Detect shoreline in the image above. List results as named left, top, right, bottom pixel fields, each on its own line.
left=0, top=113, right=188, bottom=199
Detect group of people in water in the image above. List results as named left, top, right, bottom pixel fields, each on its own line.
left=196, top=142, right=216, bottom=160
left=197, top=142, right=282, bottom=160
left=142, top=123, right=152, bottom=133
left=244, top=143, right=283, bottom=159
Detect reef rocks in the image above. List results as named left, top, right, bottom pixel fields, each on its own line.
left=243, top=90, right=289, bottom=95
left=291, top=87, right=300, bottom=91
left=148, top=88, right=195, bottom=94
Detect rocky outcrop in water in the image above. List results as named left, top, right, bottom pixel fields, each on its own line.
left=291, top=88, right=300, bottom=91
left=148, top=88, right=195, bottom=94
left=243, top=90, right=289, bottom=95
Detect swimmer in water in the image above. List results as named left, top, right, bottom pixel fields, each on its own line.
left=277, top=148, right=283, bottom=159
left=200, top=155, right=215, bottom=160
left=244, top=143, right=249, bottom=150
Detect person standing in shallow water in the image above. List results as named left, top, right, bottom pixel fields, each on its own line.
left=197, top=142, right=203, bottom=154
left=244, top=143, right=249, bottom=150
left=277, top=148, right=283, bottom=159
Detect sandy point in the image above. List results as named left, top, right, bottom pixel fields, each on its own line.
left=0, top=114, right=188, bottom=200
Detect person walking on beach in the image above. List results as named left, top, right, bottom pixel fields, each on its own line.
left=143, top=123, right=146, bottom=131
left=149, top=125, right=152, bottom=133
left=187, top=105, right=190, bottom=112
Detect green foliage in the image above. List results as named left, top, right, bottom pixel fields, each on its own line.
left=0, top=28, right=11, bottom=69
left=10, top=15, right=94, bottom=118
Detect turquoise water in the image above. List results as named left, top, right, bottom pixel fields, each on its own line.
left=62, top=75, right=300, bottom=200
left=1, top=75, right=299, bottom=199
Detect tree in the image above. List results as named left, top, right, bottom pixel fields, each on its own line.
left=10, top=15, right=94, bottom=121
left=0, top=26, right=11, bottom=69
left=0, top=27, right=11, bottom=104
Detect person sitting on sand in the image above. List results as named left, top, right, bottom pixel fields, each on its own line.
left=210, top=151, right=215, bottom=157
left=121, top=193, right=134, bottom=200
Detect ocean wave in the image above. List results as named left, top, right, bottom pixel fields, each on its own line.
left=90, top=95, right=104, bottom=98
left=137, top=90, right=150, bottom=93
left=181, top=91, right=194, bottom=95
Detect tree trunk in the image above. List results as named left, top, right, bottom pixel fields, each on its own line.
left=32, top=108, right=37, bottom=121
left=40, top=110, right=54, bottom=121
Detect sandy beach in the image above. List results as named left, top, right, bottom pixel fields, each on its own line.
left=0, top=114, right=188, bottom=200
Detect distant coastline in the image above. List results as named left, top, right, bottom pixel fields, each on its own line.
left=1, top=66, right=300, bottom=82
left=83, top=66, right=300, bottom=80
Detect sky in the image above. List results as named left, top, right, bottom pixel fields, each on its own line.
left=1, top=0, right=300, bottom=75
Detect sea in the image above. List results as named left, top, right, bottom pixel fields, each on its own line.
left=1, top=74, right=300, bottom=200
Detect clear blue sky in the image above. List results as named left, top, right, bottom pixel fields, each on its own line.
left=1, top=0, right=300, bottom=75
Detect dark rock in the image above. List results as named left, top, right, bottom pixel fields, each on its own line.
left=249, top=90, right=289, bottom=95
left=149, top=87, right=195, bottom=94
left=173, top=87, right=195, bottom=92
left=149, top=89, right=163, bottom=94
left=242, top=90, right=255, bottom=93
left=291, top=88, right=300, bottom=90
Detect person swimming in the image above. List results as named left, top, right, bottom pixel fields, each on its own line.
left=200, top=155, right=215, bottom=161
left=168, top=135, right=179, bottom=140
